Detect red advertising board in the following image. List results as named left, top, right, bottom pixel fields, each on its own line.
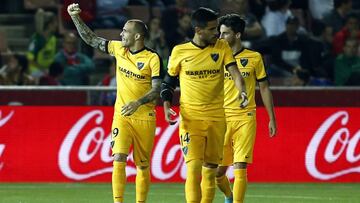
left=0, top=106, right=359, bottom=182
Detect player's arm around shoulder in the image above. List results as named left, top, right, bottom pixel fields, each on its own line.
left=67, top=3, right=107, bottom=53
left=259, top=80, right=277, bottom=137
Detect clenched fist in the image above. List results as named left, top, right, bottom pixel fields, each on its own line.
left=67, top=3, right=81, bottom=16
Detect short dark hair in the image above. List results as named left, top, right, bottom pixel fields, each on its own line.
left=311, top=19, right=326, bottom=37
left=128, top=19, right=149, bottom=38
left=345, top=12, right=359, bottom=22
left=191, top=7, right=218, bottom=28
left=334, top=0, right=351, bottom=8
left=286, top=16, right=300, bottom=25
left=14, top=54, right=28, bottom=74
left=218, top=14, right=246, bottom=35
left=267, top=0, right=291, bottom=11
left=49, top=62, right=64, bottom=77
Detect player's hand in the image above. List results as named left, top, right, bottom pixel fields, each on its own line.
left=121, top=101, right=141, bottom=116
left=164, top=101, right=177, bottom=125
left=269, top=119, right=277, bottom=137
left=239, top=91, right=249, bottom=108
left=67, top=3, right=81, bottom=16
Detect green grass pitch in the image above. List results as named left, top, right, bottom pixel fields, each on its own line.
left=0, top=183, right=359, bottom=203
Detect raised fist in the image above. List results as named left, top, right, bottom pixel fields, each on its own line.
left=67, top=3, right=81, bottom=16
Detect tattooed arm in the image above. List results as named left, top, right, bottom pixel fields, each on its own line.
left=121, top=79, right=162, bottom=116
left=138, top=79, right=162, bottom=105
left=67, top=3, right=107, bottom=52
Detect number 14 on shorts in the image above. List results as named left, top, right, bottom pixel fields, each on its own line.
left=180, top=132, right=190, bottom=155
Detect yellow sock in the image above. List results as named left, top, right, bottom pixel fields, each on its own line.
left=233, top=169, right=247, bottom=203
left=216, top=174, right=232, bottom=198
left=136, top=167, right=150, bottom=203
left=112, top=161, right=126, bottom=203
left=200, top=167, right=217, bottom=203
left=185, top=160, right=203, bottom=203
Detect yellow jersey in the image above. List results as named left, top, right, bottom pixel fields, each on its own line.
left=107, top=40, right=162, bottom=120
left=168, top=39, right=236, bottom=121
left=224, top=48, right=267, bottom=120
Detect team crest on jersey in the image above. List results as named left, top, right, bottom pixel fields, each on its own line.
left=240, top=58, right=248, bottom=67
left=211, top=53, right=219, bottom=62
left=137, top=62, right=145, bottom=70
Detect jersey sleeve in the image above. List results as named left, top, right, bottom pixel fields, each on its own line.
left=222, top=41, right=237, bottom=69
left=167, top=46, right=181, bottom=76
left=255, top=53, right=268, bottom=82
left=106, top=40, right=122, bottom=56
left=150, top=53, right=162, bottom=79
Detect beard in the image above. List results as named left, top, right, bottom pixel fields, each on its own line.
left=204, top=36, right=217, bottom=45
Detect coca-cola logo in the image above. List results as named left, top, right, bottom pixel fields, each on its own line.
left=59, top=110, right=186, bottom=181
left=0, top=144, right=4, bottom=171
left=0, top=110, right=14, bottom=171
left=0, top=110, right=14, bottom=127
left=305, top=111, right=360, bottom=180
left=58, top=110, right=113, bottom=180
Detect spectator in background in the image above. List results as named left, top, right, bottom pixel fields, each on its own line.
left=323, top=0, right=353, bottom=33
left=309, top=20, right=335, bottom=80
left=161, top=0, right=191, bottom=50
left=92, top=0, right=129, bottom=28
left=221, top=0, right=264, bottom=42
left=54, top=32, right=94, bottom=85
left=145, top=17, right=169, bottom=62
left=288, top=68, right=311, bottom=86
left=188, top=0, right=221, bottom=12
left=98, top=59, right=117, bottom=106
left=27, top=9, right=58, bottom=79
left=129, top=0, right=165, bottom=7
left=261, top=0, right=293, bottom=37
left=164, top=12, right=193, bottom=50
left=308, top=0, right=333, bottom=20
left=0, top=54, right=35, bottom=85
left=334, top=38, right=360, bottom=85
left=255, top=16, right=314, bottom=77
left=62, top=0, right=96, bottom=28
left=288, top=68, right=333, bottom=86
left=39, top=62, right=64, bottom=85
left=249, top=0, right=267, bottom=20
left=332, top=12, right=360, bottom=55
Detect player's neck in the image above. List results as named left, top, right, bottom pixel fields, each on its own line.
left=128, top=42, right=145, bottom=53
left=192, top=35, right=208, bottom=47
left=232, top=42, right=243, bottom=55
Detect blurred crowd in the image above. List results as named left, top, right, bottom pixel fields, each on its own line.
left=0, top=0, right=359, bottom=88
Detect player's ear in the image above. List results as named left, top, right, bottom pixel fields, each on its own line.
left=134, top=33, right=141, bottom=41
left=236, top=32, right=241, bottom=40
left=194, top=26, right=202, bottom=35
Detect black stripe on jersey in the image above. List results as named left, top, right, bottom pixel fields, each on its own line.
left=152, top=76, right=162, bottom=79
left=233, top=48, right=245, bottom=57
left=225, top=61, right=237, bottom=70
left=257, top=76, right=268, bottom=82
left=145, top=47, right=165, bottom=79
left=190, top=40, right=208, bottom=49
left=130, top=47, right=146, bottom=54
left=105, top=40, right=109, bottom=54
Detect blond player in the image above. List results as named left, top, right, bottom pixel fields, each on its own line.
left=216, top=14, right=277, bottom=203
left=160, top=8, right=248, bottom=203
left=67, top=4, right=163, bottom=203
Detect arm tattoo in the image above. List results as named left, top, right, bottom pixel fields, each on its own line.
left=70, top=15, right=107, bottom=53
left=138, top=79, right=161, bottom=105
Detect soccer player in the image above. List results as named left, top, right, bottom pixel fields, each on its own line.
left=160, top=8, right=248, bottom=203
left=216, top=14, right=277, bottom=203
left=67, top=4, right=163, bottom=203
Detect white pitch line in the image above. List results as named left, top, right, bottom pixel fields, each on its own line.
left=246, top=194, right=343, bottom=200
